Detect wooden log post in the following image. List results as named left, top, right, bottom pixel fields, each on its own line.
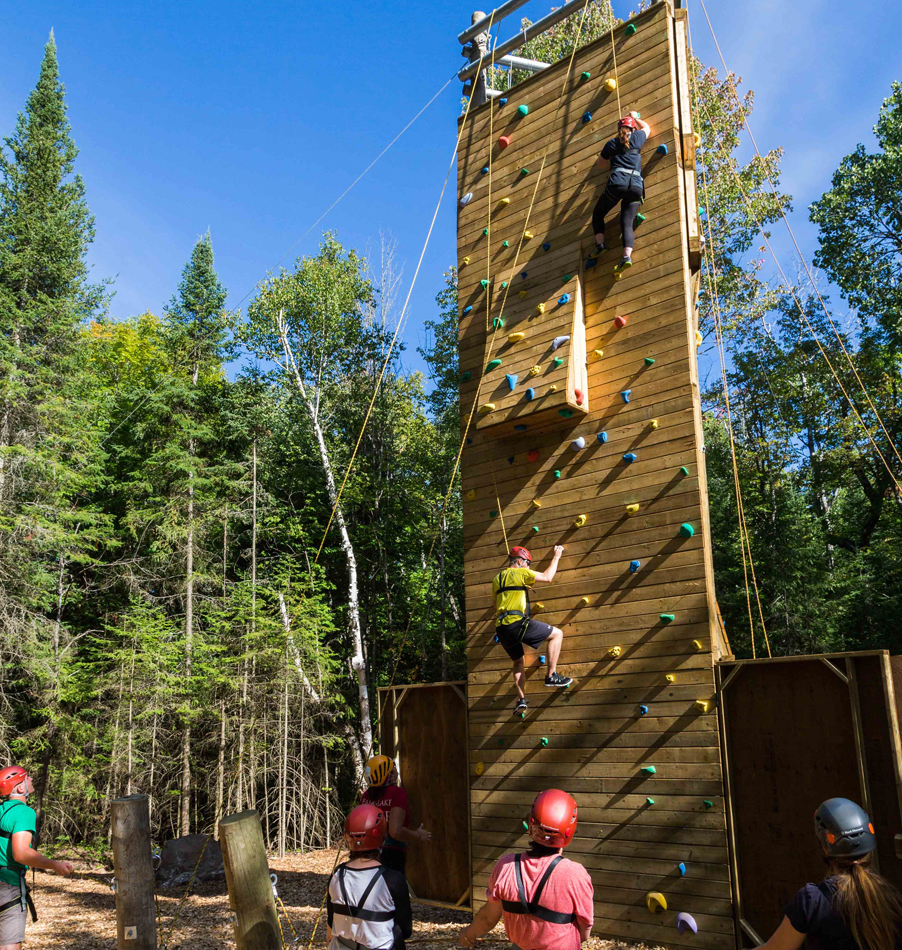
left=219, top=810, right=281, bottom=950
left=111, top=794, right=157, bottom=950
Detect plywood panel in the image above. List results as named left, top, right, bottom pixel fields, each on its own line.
left=456, top=4, right=729, bottom=947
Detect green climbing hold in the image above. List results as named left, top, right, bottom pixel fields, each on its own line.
left=559, top=408, right=574, bottom=418
left=486, top=359, right=502, bottom=372
left=502, top=240, right=510, bottom=248
left=522, top=820, right=529, bottom=830
left=540, top=737, right=549, bottom=747
left=554, top=470, right=562, bottom=479
left=493, top=317, right=505, bottom=328
left=461, top=371, right=471, bottom=382
left=635, top=212, right=646, bottom=225
left=490, top=510, right=498, bottom=518
left=646, top=797, right=655, bottom=805
left=660, top=613, right=675, bottom=624
left=562, top=274, right=572, bottom=282
left=483, top=228, right=489, bottom=236
left=581, top=71, right=591, bottom=81
left=480, top=279, right=489, bottom=288
left=498, top=739, right=504, bottom=745
left=520, top=168, right=530, bottom=176
left=501, top=281, right=508, bottom=288
left=644, top=357, right=655, bottom=366
left=679, top=523, right=695, bottom=538
left=625, top=23, right=637, bottom=36
left=641, top=765, right=657, bottom=775
left=553, top=357, right=564, bottom=368
left=680, top=466, right=690, bottom=476
left=518, top=104, right=529, bottom=116
left=703, top=800, right=714, bottom=810
left=532, top=525, right=540, bottom=533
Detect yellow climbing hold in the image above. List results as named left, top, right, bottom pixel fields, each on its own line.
left=462, top=256, right=470, bottom=265
left=500, top=197, right=511, bottom=205
left=626, top=503, right=640, bottom=515
left=592, top=348, right=604, bottom=360
left=509, top=332, right=526, bottom=343
left=475, top=762, right=485, bottom=776
left=466, top=490, right=476, bottom=501
left=574, top=514, right=587, bottom=527
left=537, top=303, right=545, bottom=314
left=696, top=330, right=703, bottom=346
left=614, top=271, right=623, bottom=281
left=529, top=365, right=542, bottom=377
left=650, top=419, right=659, bottom=429
left=534, top=602, right=544, bottom=613
left=609, top=645, right=622, bottom=658
left=665, top=674, right=676, bottom=684
left=695, top=699, right=710, bottom=713
left=646, top=892, right=667, bottom=914
left=693, top=131, right=701, bottom=148
left=548, top=384, right=558, bottom=393
left=604, top=77, right=617, bottom=92
left=693, top=639, right=703, bottom=651
left=580, top=596, right=590, bottom=605
left=519, top=290, right=528, bottom=298
left=531, top=499, right=542, bottom=509
left=479, top=403, right=496, bottom=414
left=524, top=231, right=534, bottom=239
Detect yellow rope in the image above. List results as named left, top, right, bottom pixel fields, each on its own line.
left=607, top=0, right=623, bottom=118
left=696, top=0, right=902, bottom=476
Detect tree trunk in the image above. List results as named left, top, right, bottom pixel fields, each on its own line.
left=180, top=469, right=194, bottom=837
left=216, top=697, right=226, bottom=835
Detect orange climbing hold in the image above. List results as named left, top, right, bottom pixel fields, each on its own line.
left=499, top=135, right=511, bottom=149
left=575, top=388, right=584, bottom=405
left=527, top=449, right=540, bottom=463
left=614, top=315, right=628, bottom=328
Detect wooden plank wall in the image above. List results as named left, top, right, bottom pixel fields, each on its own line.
left=455, top=4, right=733, bottom=948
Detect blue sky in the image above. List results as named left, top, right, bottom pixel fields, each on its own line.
left=1, top=0, right=899, bottom=382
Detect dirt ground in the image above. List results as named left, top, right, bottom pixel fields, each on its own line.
left=26, top=847, right=657, bottom=950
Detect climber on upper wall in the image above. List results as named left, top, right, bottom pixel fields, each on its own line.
left=493, top=546, right=572, bottom=714
left=590, top=111, right=651, bottom=273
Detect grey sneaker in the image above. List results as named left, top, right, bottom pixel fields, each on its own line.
left=515, top=697, right=528, bottom=712
left=544, top=672, right=573, bottom=688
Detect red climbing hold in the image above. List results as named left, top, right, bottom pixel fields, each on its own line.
left=527, top=449, right=540, bottom=463
left=499, top=135, right=511, bottom=149
left=614, top=315, right=628, bottom=328
left=575, top=388, right=584, bottom=405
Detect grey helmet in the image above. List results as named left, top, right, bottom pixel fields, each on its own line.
left=814, top=798, right=876, bottom=860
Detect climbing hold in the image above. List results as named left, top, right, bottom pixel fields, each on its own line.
left=561, top=274, right=572, bottom=284
left=665, top=674, right=676, bottom=683
left=461, top=371, right=471, bottom=382
left=500, top=197, right=511, bottom=205
left=630, top=559, right=641, bottom=572
left=481, top=166, right=489, bottom=175
left=626, top=503, right=640, bottom=515
left=500, top=281, right=508, bottom=288
left=534, top=605, right=544, bottom=614
left=644, top=357, right=655, bottom=366
left=614, top=271, right=623, bottom=281
left=580, top=70, right=591, bottom=80
left=537, top=303, right=545, bottom=314
left=462, top=256, right=470, bottom=266
left=650, top=419, right=659, bottom=429
left=520, top=271, right=529, bottom=280
left=559, top=408, right=574, bottom=418
left=490, top=510, right=498, bottom=518
left=575, top=389, right=584, bottom=406
left=680, top=466, right=690, bottom=476
left=493, top=316, right=505, bottom=328
left=522, top=820, right=529, bottom=831
left=646, top=797, right=655, bottom=806
left=660, top=613, right=675, bottom=624
left=481, top=279, right=490, bottom=289
left=483, top=228, right=489, bottom=236
left=678, top=862, right=687, bottom=877
left=497, top=738, right=504, bottom=746
left=505, top=374, right=518, bottom=390
left=499, top=135, right=511, bottom=149
left=625, top=23, right=638, bottom=36
left=558, top=294, right=570, bottom=305
left=639, top=705, right=648, bottom=715
left=524, top=230, right=533, bottom=239
left=520, top=168, right=530, bottom=176
left=526, top=449, right=539, bottom=465
left=592, top=349, right=604, bottom=360
left=552, top=335, right=570, bottom=350
left=580, top=596, right=590, bottom=605
left=479, top=403, right=496, bottom=414
left=703, top=800, right=714, bottom=810
left=475, top=762, right=485, bottom=776
left=507, top=457, right=515, bottom=464
left=519, top=290, right=528, bottom=298
left=693, top=639, right=703, bottom=651
left=656, top=143, right=668, bottom=155
left=693, top=131, right=701, bottom=148
left=532, top=525, right=540, bottom=533
left=609, top=646, right=622, bottom=658
left=582, top=111, right=593, bottom=124
left=540, top=737, right=549, bottom=747
left=646, top=892, right=666, bottom=914
left=494, top=634, right=499, bottom=643
left=696, top=330, right=703, bottom=346
left=486, top=359, right=502, bottom=371
left=526, top=388, right=535, bottom=400
left=463, top=305, right=472, bottom=314
left=597, top=431, right=608, bottom=443
left=514, top=424, right=527, bottom=430
left=548, top=384, right=557, bottom=393
left=604, top=77, right=617, bottom=92
left=574, top=514, right=587, bottom=527
left=529, top=365, right=542, bottom=377
left=517, top=104, right=529, bottom=116
left=635, top=212, right=646, bottom=225
left=641, top=766, right=657, bottom=775
left=552, top=357, right=564, bottom=368
left=622, top=452, right=637, bottom=462
left=679, top=523, right=695, bottom=538
left=676, top=914, right=699, bottom=936
left=502, top=240, right=510, bottom=248
left=460, top=192, right=473, bottom=207
left=571, top=437, right=586, bottom=451
left=542, top=242, right=551, bottom=251
left=509, top=332, right=526, bottom=343
left=466, top=490, right=476, bottom=500
left=695, top=699, right=710, bottom=713
left=585, top=257, right=597, bottom=269
left=614, top=314, right=628, bottom=328
left=531, top=500, right=542, bottom=511
left=499, top=97, right=507, bottom=106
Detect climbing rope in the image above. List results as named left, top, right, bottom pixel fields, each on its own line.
left=157, top=833, right=211, bottom=949
left=270, top=872, right=302, bottom=948
left=695, top=0, right=902, bottom=475
left=607, top=0, right=623, bottom=117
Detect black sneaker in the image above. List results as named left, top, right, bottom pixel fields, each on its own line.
left=589, top=242, right=606, bottom=258
left=544, top=672, right=573, bottom=688
left=515, top=697, right=528, bottom=713
left=614, top=256, right=633, bottom=272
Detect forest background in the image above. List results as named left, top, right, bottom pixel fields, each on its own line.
left=2, top=5, right=902, bottom=855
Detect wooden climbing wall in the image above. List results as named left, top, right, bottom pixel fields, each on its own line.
left=456, top=3, right=734, bottom=948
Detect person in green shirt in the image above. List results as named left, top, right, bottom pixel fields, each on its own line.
left=0, top=766, right=72, bottom=950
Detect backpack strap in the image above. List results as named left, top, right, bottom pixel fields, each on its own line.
left=501, top=854, right=577, bottom=925
left=332, top=865, right=393, bottom=923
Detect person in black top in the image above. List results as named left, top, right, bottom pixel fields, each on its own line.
left=759, top=798, right=902, bottom=950
left=590, top=112, right=651, bottom=273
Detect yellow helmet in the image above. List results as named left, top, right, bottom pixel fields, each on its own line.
left=365, top=755, right=393, bottom=787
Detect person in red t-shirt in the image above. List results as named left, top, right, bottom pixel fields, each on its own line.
left=457, top=789, right=593, bottom=950
left=360, top=755, right=431, bottom=875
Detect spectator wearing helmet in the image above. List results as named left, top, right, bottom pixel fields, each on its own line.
left=360, top=755, right=431, bottom=876
left=494, top=545, right=572, bottom=713
left=758, top=798, right=902, bottom=950
left=590, top=111, right=652, bottom=273
left=458, top=789, right=593, bottom=950
left=328, top=804, right=412, bottom=950
left=0, top=766, right=73, bottom=950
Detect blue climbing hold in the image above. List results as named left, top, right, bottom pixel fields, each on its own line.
left=499, top=97, right=508, bottom=105
left=514, top=424, right=528, bottom=431
left=539, top=655, right=546, bottom=664
left=585, top=257, right=597, bottom=269
left=678, top=862, right=686, bottom=877
left=558, top=294, right=570, bottom=305
left=521, top=271, right=529, bottom=279
left=466, top=437, right=472, bottom=444
left=481, top=166, right=490, bottom=174
left=657, top=143, right=668, bottom=155
left=621, top=390, right=631, bottom=403
left=639, top=705, right=649, bottom=715
left=506, top=374, right=518, bottom=390
left=543, top=242, right=551, bottom=251
left=597, top=431, right=608, bottom=443
left=582, top=111, right=593, bottom=123
left=494, top=634, right=500, bottom=643
left=623, top=452, right=637, bottom=463
left=463, top=305, right=472, bottom=314
left=508, top=456, right=515, bottom=464
left=630, top=559, right=641, bottom=572
left=526, top=387, right=535, bottom=401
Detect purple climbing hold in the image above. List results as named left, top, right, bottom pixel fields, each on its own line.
left=676, top=914, right=698, bottom=936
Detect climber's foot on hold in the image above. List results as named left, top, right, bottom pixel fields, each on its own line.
left=545, top=671, right=573, bottom=688
left=614, top=256, right=632, bottom=272
left=515, top=697, right=528, bottom=713
left=590, top=242, right=605, bottom=258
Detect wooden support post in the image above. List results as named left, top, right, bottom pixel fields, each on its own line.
left=111, top=794, right=157, bottom=950
left=219, top=810, right=281, bottom=950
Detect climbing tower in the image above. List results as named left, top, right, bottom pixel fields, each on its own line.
left=456, top=3, right=733, bottom=947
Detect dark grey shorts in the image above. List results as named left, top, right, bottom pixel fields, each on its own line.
left=496, top=619, right=554, bottom=661
left=0, top=881, right=27, bottom=944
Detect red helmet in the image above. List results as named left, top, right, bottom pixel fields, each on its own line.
left=0, top=767, right=29, bottom=798
left=510, top=546, right=532, bottom=563
left=528, top=789, right=578, bottom=848
left=344, top=804, right=387, bottom=852
left=618, top=115, right=639, bottom=130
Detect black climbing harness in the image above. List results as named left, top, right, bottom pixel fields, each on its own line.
left=501, top=854, right=577, bottom=925
left=495, top=569, right=532, bottom=630
left=333, top=865, right=392, bottom=923
left=0, top=802, right=37, bottom=922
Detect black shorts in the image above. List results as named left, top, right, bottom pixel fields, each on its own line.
left=496, top=619, right=554, bottom=660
